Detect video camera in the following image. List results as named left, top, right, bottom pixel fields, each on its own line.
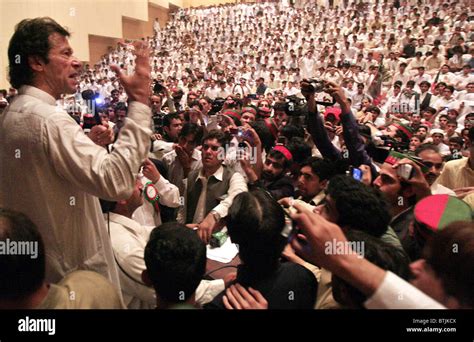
left=304, top=79, right=327, bottom=93
left=152, top=114, right=164, bottom=134
left=153, top=81, right=164, bottom=94
left=379, top=135, right=409, bottom=152
left=209, top=98, right=225, bottom=115
left=301, top=79, right=336, bottom=107
left=279, top=95, right=308, bottom=117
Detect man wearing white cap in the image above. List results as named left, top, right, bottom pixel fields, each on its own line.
left=429, top=129, right=450, bottom=156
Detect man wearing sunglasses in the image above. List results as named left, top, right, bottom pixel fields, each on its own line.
left=415, top=144, right=455, bottom=196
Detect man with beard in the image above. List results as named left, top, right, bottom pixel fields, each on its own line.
left=244, top=145, right=295, bottom=201
left=415, top=124, right=429, bottom=141
left=415, top=144, right=455, bottom=195
left=372, top=151, right=432, bottom=245
left=150, top=112, right=183, bottom=159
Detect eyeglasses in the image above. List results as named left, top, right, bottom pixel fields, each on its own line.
left=202, top=143, right=220, bottom=152
left=423, top=161, right=443, bottom=169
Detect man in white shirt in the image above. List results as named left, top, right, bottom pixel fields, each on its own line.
left=433, top=85, right=460, bottom=117
left=233, top=78, right=251, bottom=97
left=105, top=180, right=225, bottom=309
left=428, top=129, right=451, bottom=156
left=415, top=145, right=455, bottom=195
left=0, top=18, right=152, bottom=288
left=151, top=113, right=183, bottom=159
left=300, top=51, right=316, bottom=79
left=454, top=65, right=474, bottom=91
left=216, top=80, right=231, bottom=99
left=392, top=63, right=411, bottom=86
left=411, top=66, right=432, bottom=87
left=132, top=159, right=181, bottom=228
left=204, top=79, right=219, bottom=100
left=162, top=123, right=203, bottom=196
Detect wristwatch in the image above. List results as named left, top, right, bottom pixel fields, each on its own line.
left=210, top=210, right=221, bottom=222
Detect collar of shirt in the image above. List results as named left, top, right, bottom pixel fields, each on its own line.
left=19, top=85, right=57, bottom=106
left=197, top=165, right=224, bottom=183
left=108, top=212, right=146, bottom=237
left=304, top=190, right=326, bottom=206
left=187, top=148, right=201, bottom=162
left=390, top=206, right=413, bottom=226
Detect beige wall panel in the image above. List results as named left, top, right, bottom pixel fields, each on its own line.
left=89, top=34, right=119, bottom=65
left=187, top=0, right=236, bottom=7
left=0, top=0, right=171, bottom=88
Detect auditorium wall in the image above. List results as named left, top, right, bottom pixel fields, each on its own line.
left=0, top=0, right=248, bottom=89
left=184, top=0, right=238, bottom=7
left=0, top=0, right=182, bottom=89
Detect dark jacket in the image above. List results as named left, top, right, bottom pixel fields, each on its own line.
left=250, top=175, right=295, bottom=201
left=205, top=262, right=318, bottom=310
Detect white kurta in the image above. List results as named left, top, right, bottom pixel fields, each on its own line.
left=0, top=86, right=152, bottom=290
left=364, top=271, right=445, bottom=309
left=108, top=212, right=225, bottom=309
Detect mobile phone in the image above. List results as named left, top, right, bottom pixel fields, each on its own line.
left=351, top=167, right=362, bottom=181
left=281, top=208, right=298, bottom=240
left=229, top=127, right=239, bottom=135
left=242, top=130, right=254, bottom=145
left=397, top=164, right=414, bottom=181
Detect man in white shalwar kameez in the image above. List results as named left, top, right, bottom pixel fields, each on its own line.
left=0, top=18, right=153, bottom=293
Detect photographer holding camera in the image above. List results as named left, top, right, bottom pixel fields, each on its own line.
left=303, top=80, right=374, bottom=173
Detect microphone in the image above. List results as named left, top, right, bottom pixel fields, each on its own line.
left=81, top=90, right=102, bottom=126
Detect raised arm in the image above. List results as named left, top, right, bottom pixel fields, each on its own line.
left=302, top=81, right=341, bottom=162
left=324, top=81, right=373, bottom=167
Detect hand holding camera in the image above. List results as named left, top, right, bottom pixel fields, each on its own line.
left=322, top=81, right=349, bottom=107
left=392, top=158, right=431, bottom=201
left=301, top=79, right=326, bottom=94
left=396, top=164, right=414, bottom=181
left=300, top=79, right=318, bottom=99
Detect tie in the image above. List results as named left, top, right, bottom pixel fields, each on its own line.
left=193, top=177, right=208, bottom=224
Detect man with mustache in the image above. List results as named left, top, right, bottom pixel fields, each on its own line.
left=0, top=18, right=152, bottom=289
left=244, top=145, right=295, bottom=201
left=415, top=144, right=455, bottom=196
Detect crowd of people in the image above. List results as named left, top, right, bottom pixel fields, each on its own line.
left=0, top=0, right=473, bottom=311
